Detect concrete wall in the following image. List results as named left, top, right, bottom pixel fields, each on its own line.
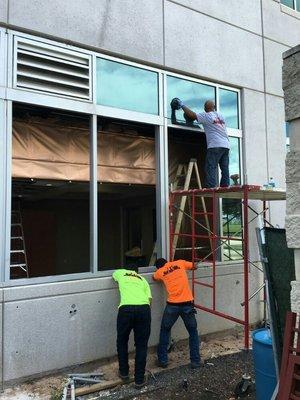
left=2, top=264, right=262, bottom=382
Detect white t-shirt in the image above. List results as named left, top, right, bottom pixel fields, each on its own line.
left=196, top=111, right=230, bottom=149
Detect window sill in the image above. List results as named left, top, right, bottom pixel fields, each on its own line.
left=281, top=4, right=300, bottom=20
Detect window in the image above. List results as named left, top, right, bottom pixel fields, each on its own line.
left=97, top=119, right=157, bottom=270
left=286, top=122, right=290, bottom=152
left=281, top=0, right=300, bottom=11
left=222, top=137, right=242, bottom=261
left=11, top=104, right=91, bottom=279
left=218, top=88, right=239, bottom=129
left=167, top=75, right=216, bottom=124
left=96, top=58, right=159, bottom=115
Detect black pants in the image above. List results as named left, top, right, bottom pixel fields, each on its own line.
left=117, top=304, right=151, bottom=384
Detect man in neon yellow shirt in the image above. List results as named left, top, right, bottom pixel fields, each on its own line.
left=113, top=265, right=152, bottom=389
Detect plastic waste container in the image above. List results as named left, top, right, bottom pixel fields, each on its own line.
left=252, top=328, right=277, bottom=400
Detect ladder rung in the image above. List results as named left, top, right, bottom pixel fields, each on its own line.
left=11, top=223, right=21, bottom=226
left=11, top=237, right=23, bottom=240
left=290, top=394, right=300, bottom=400
left=10, top=263, right=27, bottom=268
left=293, top=372, right=300, bottom=380
left=195, top=211, right=213, bottom=216
left=10, top=250, right=25, bottom=254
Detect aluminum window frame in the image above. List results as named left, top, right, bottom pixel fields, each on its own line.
left=164, top=70, right=242, bottom=137
left=1, top=28, right=243, bottom=285
left=281, top=0, right=299, bottom=11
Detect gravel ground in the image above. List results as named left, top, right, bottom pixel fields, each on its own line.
left=85, top=351, right=255, bottom=400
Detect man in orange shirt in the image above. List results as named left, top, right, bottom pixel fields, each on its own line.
left=153, top=258, right=201, bottom=369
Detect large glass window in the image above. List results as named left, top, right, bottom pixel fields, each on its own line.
left=219, top=88, right=239, bottom=129
left=222, top=137, right=242, bottom=261
left=97, top=119, right=157, bottom=270
left=96, top=58, right=159, bottom=115
left=11, top=104, right=90, bottom=279
left=281, top=0, right=300, bottom=10
left=281, top=0, right=294, bottom=7
left=167, top=75, right=216, bottom=124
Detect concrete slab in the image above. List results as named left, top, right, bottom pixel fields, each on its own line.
left=264, top=38, right=289, bottom=97
left=8, top=0, right=164, bottom=64
left=243, top=89, right=268, bottom=185
left=164, top=1, right=264, bottom=91
left=0, top=0, right=7, bottom=24
left=262, top=0, right=300, bottom=47
left=169, top=0, right=262, bottom=34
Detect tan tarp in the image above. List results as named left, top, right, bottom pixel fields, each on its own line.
left=12, top=119, right=156, bottom=185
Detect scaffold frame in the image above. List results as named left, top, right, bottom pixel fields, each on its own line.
left=169, top=185, right=286, bottom=350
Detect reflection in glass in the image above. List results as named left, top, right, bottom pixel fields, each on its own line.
left=222, top=137, right=242, bottom=261
left=229, top=137, right=240, bottom=184
left=281, top=0, right=294, bottom=8
left=96, top=58, right=159, bottom=115
left=167, top=76, right=215, bottom=124
left=219, top=88, right=239, bottom=129
left=11, top=105, right=90, bottom=278
left=297, top=0, right=300, bottom=11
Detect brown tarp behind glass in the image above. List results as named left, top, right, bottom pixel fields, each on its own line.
left=12, top=119, right=156, bottom=185
left=12, top=118, right=203, bottom=185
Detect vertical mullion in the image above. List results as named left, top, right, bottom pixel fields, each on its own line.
left=4, top=101, right=12, bottom=282
left=155, top=123, right=169, bottom=260
left=90, top=114, right=98, bottom=273
left=0, top=101, right=7, bottom=282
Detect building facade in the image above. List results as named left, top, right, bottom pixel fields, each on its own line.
left=0, top=0, right=299, bottom=383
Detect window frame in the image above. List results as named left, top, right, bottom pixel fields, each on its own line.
left=2, top=29, right=243, bottom=286
left=281, top=0, right=299, bottom=11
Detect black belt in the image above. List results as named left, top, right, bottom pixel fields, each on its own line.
left=167, top=301, right=194, bottom=307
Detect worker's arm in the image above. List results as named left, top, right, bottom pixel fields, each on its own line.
left=144, top=279, right=152, bottom=305
left=178, top=100, right=197, bottom=121
left=152, top=269, right=161, bottom=281
left=184, top=261, right=197, bottom=271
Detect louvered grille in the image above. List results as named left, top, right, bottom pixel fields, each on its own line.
left=15, top=37, right=92, bottom=100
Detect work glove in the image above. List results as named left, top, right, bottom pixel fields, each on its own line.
left=178, top=99, right=185, bottom=108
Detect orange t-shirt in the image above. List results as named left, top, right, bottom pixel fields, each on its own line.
left=153, top=260, right=194, bottom=303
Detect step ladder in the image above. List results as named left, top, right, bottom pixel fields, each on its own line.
left=10, top=202, right=29, bottom=279
left=171, top=158, right=212, bottom=259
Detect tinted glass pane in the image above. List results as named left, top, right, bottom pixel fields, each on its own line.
left=167, top=75, right=215, bottom=124
left=97, top=58, right=159, bottom=115
left=286, top=122, right=290, bottom=138
left=222, top=137, right=242, bottom=261
left=296, top=0, right=300, bottom=11
left=281, top=0, right=294, bottom=7
left=219, top=88, right=239, bottom=129
left=229, top=137, right=240, bottom=183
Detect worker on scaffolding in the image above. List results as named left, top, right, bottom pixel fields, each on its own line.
left=113, top=265, right=152, bottom=389
left=176, top=98, right=230, bottom=188
left=153, top=258, right=201, bottom=369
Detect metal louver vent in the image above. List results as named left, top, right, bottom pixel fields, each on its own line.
left=14, top=37, right=92, bottom=100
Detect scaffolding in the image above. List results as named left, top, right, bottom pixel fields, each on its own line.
left=169, top=185, right=286, bottom=350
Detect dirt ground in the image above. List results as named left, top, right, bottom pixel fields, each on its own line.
left=0, top=331, right=254, bottom=400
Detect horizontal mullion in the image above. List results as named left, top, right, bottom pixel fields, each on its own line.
left=17, top=49, right=90, bottom=70
left=18, top=42, right=89, bottom=65
left=17, top=59, right=89, bottom=79
left=17, top=71, right=90, bottom=89
left=17, top=81, right=90, bottom=99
